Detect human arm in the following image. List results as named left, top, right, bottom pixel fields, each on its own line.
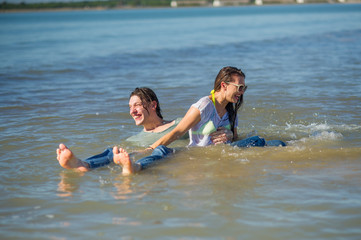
left=149, top=106, right=201, bottom=149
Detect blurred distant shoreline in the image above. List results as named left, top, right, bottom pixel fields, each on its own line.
left=1, top=0, right=360, bottom=13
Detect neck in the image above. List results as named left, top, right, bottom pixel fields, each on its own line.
left=213, top=91, right=229, bottom=109
left=143, top=117, right=165, bottom=132
left=210, top=91, right=229, bottom=118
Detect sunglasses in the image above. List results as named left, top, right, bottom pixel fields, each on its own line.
left=226, top=82, right=248, bottom=92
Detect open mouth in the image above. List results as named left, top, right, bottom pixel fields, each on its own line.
left=133, top=115, right=142, bottom=121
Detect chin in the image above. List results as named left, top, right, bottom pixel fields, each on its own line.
left=133, top=118, right=143, bottom=126
left=234, top=96, right=241, bottom=102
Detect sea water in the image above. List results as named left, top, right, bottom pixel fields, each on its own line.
left=0, top=3, right=361, bottom=239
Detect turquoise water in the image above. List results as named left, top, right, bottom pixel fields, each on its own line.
left=1, top=4, right=361, bottom=239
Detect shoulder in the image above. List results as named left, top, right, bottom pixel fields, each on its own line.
left=158, top=119, right=177, bottom=132
left=194, top=96, right=211, bottom=104
left=192, top=96, right=212, bottom=111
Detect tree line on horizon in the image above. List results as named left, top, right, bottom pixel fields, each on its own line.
left=0, top=0, right=177, bottom=10
left=1, top=0, right=335, bottom=11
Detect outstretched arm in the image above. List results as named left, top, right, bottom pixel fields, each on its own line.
left=149, top=106, right=201, bottom=149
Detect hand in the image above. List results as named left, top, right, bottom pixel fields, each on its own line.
left=210, top=127, right=233, bottom=145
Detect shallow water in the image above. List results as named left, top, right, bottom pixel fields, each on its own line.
left=1, top=3, right=361, bottom=240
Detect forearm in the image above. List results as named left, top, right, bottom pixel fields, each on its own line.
left=149, top=106, right=201, bottom=149
left=150, top=130, right=184, bottom=149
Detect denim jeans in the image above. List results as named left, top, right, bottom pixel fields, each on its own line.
left=84, top=137, right=285, bottom=170
left=83, top=145, right=174, bottom=170
left=230, top=136, right=286, bottom=148
left=136, top=145, right=174, bottom=170
left=134, top=137, right=285, bottom=170
left=84, top=147, right=114, bottom=169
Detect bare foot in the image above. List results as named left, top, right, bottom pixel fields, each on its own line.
left=56, top=143, right=90, bottom=172
left=113, top=147, right=134, bottom=176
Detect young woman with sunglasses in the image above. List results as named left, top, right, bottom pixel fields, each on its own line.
left=113, top=66, right=286, bottom=175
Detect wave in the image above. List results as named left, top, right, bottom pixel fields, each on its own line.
left=285, top=122, right=361, bottom=133
left=239, top=122, right=360, bottom=148
left=278, top=122, right=360, bottom=149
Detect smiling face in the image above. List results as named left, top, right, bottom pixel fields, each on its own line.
left=213, top=66, right=246, bottom=104
left=224, top=73, right=246, bottom=103
left=129, top=95, right=150, bottom=126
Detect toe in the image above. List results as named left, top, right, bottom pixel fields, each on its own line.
left=113, top=146, right=119, bottom=154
